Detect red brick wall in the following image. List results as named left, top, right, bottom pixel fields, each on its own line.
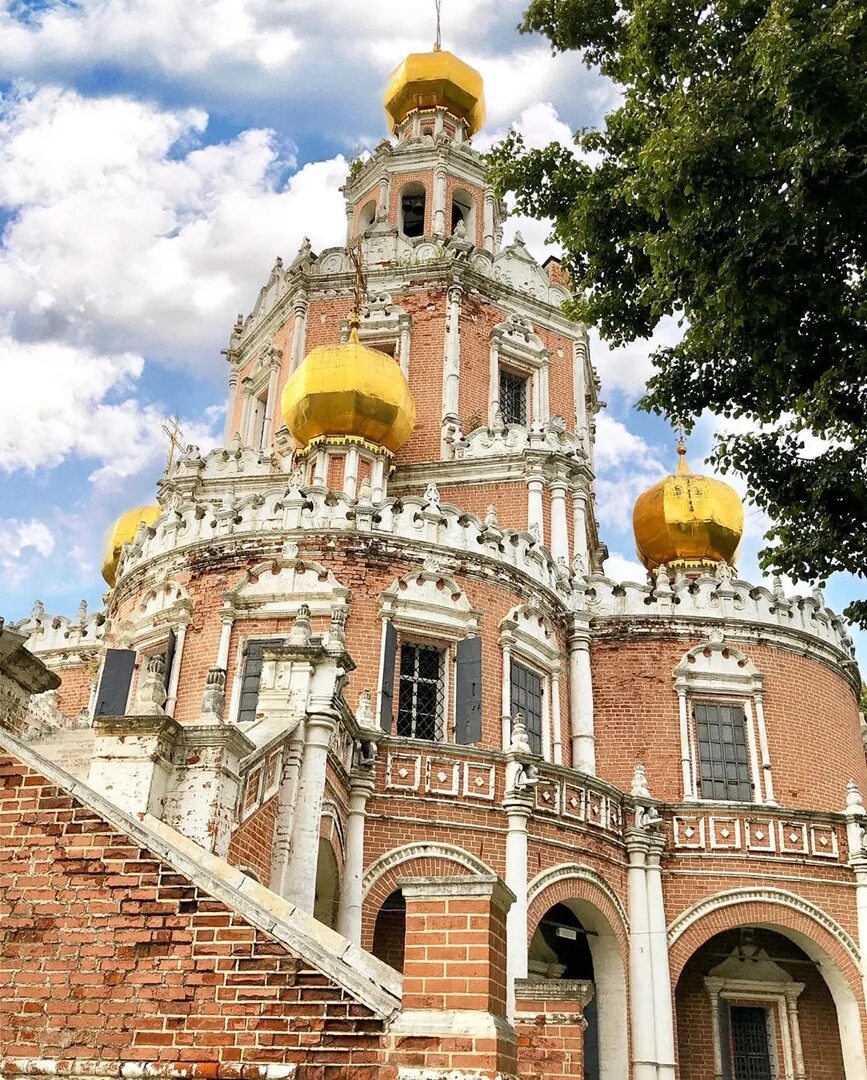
left=226, top=794, right=277, bottom=884
left=515, top=999, right=585, bottom=1080
left=0, top=751, right=387, bottom=1072
left=591, top=633, right=866, bottom=809
left=52, top=662, right=95, bottom=722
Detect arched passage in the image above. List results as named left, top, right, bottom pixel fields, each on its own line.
left=313, top=836, right=340, bottom=929
left=527, top=865, right=629, bottom=1080
left=371, top=888, right=406, bottom=973
left=669, top=890, right=867, bottom=1080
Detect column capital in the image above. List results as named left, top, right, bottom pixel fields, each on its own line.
left=504, top=791, right=534, bottom=820
left=348, top=767, right=376, bottom=799
left=625, top=826, right=654, bottom=860
left=399, top=873, right=516, bottom=914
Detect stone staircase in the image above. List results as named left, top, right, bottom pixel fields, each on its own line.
left=28, top=726, right=94, bottom=780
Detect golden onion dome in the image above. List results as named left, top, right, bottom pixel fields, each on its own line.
left=384, top=48, right=485, bottom=137
left=101, top=504, right=161, bottom=586
left=632, top=440, right=744, bottom=572
left=281, top=323, right=416, bottom=454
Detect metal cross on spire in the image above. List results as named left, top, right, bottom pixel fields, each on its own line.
left=162, top=414, right=185, bottom=472
left=434, top=0, right=442, bottom=51
left=347, top=241, right=368, bottom=331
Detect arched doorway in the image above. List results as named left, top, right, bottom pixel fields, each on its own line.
left=371, top=888, right=406, bottom=972
left=313, top=836, right=340, bottom=929
left=676, top=927, right=850, bottom=1080
left=529, top=902, right=600, bottom=1080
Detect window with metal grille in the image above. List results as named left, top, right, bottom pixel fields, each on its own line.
left=694, top=702, right=753, bottom=801
left=511, top=660, right=543, bottom=756
left=397, top=642, right=445, bottom=741
left=499, top=368, right=528, bottom=425
left=730, top=1006, right=773, bottom=1080
left=237, top=639, right=272, bottom=725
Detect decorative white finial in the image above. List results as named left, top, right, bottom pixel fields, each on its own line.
left=509, top=713, right=532, bottom=756
left=631, top=762, right=652, bottom=800
left=846, top=780, right=864, bottom=810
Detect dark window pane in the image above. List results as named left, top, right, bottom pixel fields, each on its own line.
left=695, top=702, right=752, bottom=801
left=511, top=661, right=543, bottom=755
left=730, top=1006, right=772, bottom=1080
left=499, top=368, right=528, bottom=425
left=397, top=642, right=445, bottom=741
left=237, top=640, right=274, bottom=725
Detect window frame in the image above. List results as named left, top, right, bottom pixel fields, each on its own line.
left=396, top=638, right=448, bottom=743
left=510, top=657, right=545, bottom=756
left=499, top=365, right=529, bottom=426
left=692, top=700, right=755, bottom=803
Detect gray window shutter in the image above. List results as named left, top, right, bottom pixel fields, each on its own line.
left=379, top=620, right=397, bottom=733
left=94, top=648, right=136, bottom=717
left=455, top=636, right=482, bottom=744
left=237, top=640, right=268, bottom=725
left=162, top=629, right=176, bottom=689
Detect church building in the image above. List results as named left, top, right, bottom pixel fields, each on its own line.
left=2, top=43, right=866, bottom=1080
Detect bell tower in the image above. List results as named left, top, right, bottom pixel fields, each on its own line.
left=344, top=46, right=503, bottom=256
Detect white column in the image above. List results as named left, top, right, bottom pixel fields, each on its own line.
left=483, top=188, right=496, bottom=253
left=372, top=457, right=386, bottom=502
left=501, top=644, right=512, bottom=749
left=626, top=830, right=657, bottom=1080
left=549, top=478, right=570, bottom=562
left=224, top=369, right=240, bottom=443
left=706, top=984, right=725, bottom=1080
left=216, top=612, right=234, bottom=671
left=442, top=283, right=463, bottom=455
left=377, top=174, right=390, bottom=220
left=269, top=727, right=305, bottom=895
left=261, top=363, right=280, bottom=448
left=399, top=323, right=411, bottom=378
left=239, top=382, right=254, bottom=446
left=285, top=712, right=338, bottom=912
left=573, top=335, right=588, bottom=433
left=289, top=298, right=308, bottom=375
left=345, top=199, right=353, bottom=246
left=488, top=340, right=500, bottom=424
left=336, top=769, right=375, bottom=943
left=538, top=363, right=550, bottom=421
left=743, top=698, right=764, bottom=804
left=785, top=989, right=807, bottom=1080
left=568, top=627, right=595, bottom=774
left=433, top=165, right=447, bottom=236
left=753, top=693, right=777, bottom=806
left=550, top=670, right=563, bottom=766
left=164, top=622, right=187, bottom=717
left=677, top=688, right=695, bottom=800
left=646, top=834, right=676, bottom=1080
left=312, top=449, right=328, bottom=487
left=526, top=470, right=545, bottom=545
left=344, top=446, right=360, bottom=500
left=572, top=490, right=590, bottom=571
left=504, top=794, right=532, bottom=1018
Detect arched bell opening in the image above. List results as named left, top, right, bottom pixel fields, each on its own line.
left=399, top=182, right=427, bottom=239
left=371, top=888, right=406, bottom=972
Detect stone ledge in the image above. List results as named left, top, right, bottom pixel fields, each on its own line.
left=0, top=1062, right=296, bottom=1080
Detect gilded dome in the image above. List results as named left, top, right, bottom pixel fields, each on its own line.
left=101, top=504, right=161, bottom=586
left=633, top=441, right=744, bottom=572
left=281, top=325, right=416, bottom=454
left=384, top=49, right=485, bottom=136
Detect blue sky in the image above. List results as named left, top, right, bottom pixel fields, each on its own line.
left=0, top=0, right=863, bottom=669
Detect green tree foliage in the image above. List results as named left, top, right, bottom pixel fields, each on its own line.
left=487, top=0, right=867, bottom=624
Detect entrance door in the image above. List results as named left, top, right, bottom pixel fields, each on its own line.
left=730, top=1006, right=773, bottom=1080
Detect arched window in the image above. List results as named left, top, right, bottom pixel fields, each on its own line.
left=372, top=889, right=406, bottom=972
left=400, top=183, right=427, bottom=238
left=358, top=199, right=377, bottom=233
left=451, top=188, right=475, bottom=238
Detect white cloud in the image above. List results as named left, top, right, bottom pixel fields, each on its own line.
left=602, top=551, right=647, bottom=583
left=0, top=333, right=219, bottom=481
left=0, top=87, right=347, bottom=367
left=0, top=518, right=55, bottom=587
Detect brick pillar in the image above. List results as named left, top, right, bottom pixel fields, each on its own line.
left=514, top=978, right=594, bottom=1080
left=385, top=874, right=516, bottom=1078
